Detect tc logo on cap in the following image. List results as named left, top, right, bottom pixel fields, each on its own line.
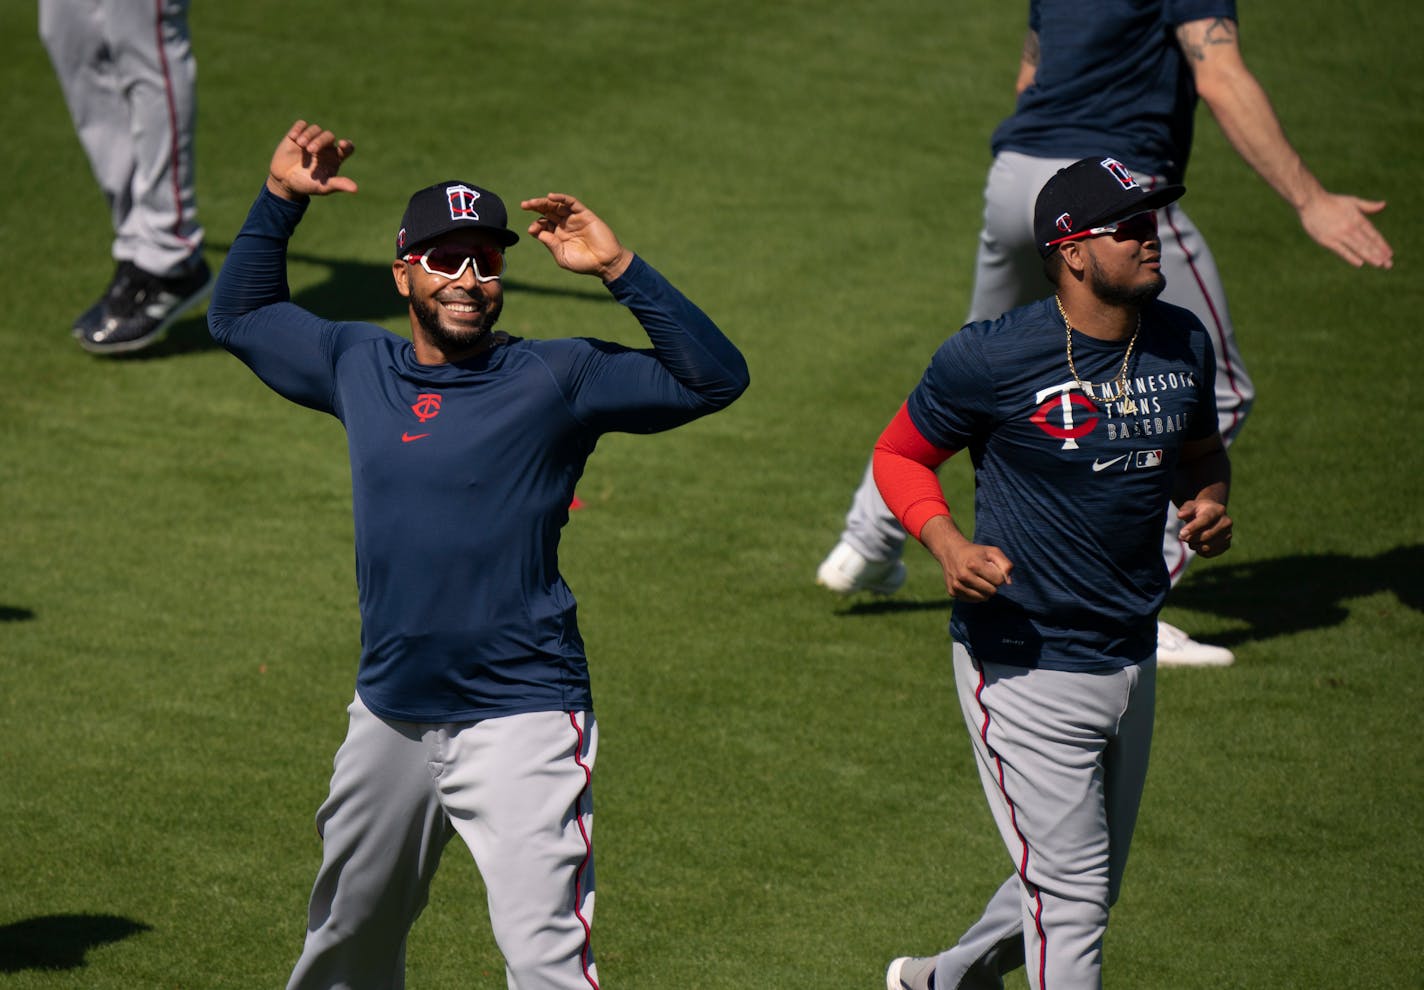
left=1100, top=158, right=1139, bottom=191
left=1055, top=212, right=1074, bottom=233
left=446, top=184, right=482, bottom=221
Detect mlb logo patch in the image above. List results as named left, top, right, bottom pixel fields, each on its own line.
left=446, top=184, right=482, bottom=221
left=1100, top=158, right=1139, bottom=191
left=1135, top=449, right=1163, bottom=469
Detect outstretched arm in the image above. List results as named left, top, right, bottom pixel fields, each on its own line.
left=1179, top=17, right=1393, bottom=269
left=521, top=193, right=634, bottom=282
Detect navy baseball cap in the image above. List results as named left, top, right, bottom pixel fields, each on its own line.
left=1033, top=157, right=1185, bottom=257
left=395, top=179, right=520, bottom=257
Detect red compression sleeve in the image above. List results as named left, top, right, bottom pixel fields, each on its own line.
left=872, top=402, right=957, bottom=540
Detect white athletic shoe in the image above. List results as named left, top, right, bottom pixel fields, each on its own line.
left=815, top=540, right=907, bottom=596
left=1156, top=620, right=1235, bottom=667
left=886, top=956, right=937, bottom=990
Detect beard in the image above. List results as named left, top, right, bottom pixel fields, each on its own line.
left=410, top=289, right=503, bottom=355
left=1087, top=254, right=1166, bottom=306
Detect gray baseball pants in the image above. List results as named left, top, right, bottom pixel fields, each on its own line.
left=39, top=0, right=203, bottom=277
left=837, top=151, right=1254, bottom=585
left=929, top=644, right=1156, bottom=990
left=287, top=696, right=600, bottom=990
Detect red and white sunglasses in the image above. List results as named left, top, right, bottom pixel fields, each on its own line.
left=402, top=243, right=507, bottom=282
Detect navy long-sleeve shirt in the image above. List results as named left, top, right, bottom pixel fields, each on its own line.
left=209, top=187, right=749, bottom=721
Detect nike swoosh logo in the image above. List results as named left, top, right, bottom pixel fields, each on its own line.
left=401, top=432, right=430, bottom=443
left=1092, top=454, right=1128, bottom=472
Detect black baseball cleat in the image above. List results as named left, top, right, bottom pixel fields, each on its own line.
left=72, top=260, right=143, bottom=339
left=78, top=256, right=213, bottom=355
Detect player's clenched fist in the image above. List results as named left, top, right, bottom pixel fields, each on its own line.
left=941, top=544, right=1015, bottom=602
left=1177, top=499, right=1232, bottom=558
left=920, top=515, right=1014, bottom=602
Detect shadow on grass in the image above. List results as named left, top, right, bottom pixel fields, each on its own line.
left=1167, top=543, right=1424, bottom=648
left=0, top=914, right=151, bottom=973
left=114, top=243, right=613, bottom=363
left=836, top=597, right=951, bottom=616
left=0, top=606, right=35, bottom=622
left=832, top=543, right=1423, bottom=650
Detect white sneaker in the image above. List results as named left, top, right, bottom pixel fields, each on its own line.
left=1156, top=620, right=1234, bottom=667
left=887, top=956, right=937, bottom=990
left=815, top=540, right=907, bottom=596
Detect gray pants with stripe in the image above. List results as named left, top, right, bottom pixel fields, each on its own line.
left=931, top=644, right=1156, bottom=990
left=39, top=0, right=203, bottom=277
left=837, top=150, right=1254, bottom=586
left=287, top=696, right=600, bottom=990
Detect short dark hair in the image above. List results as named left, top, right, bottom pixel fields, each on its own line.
left=1042, top=247, right=1065, bottom=285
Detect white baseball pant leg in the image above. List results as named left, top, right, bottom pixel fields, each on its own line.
left=287, top=696, right=600, bottom=990
left=39, top=0, right=203, bottom=276
left=930, top=644, right=1155, bottom=990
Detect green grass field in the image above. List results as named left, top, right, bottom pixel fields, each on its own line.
left=3, top=1, right=1422, bottom=987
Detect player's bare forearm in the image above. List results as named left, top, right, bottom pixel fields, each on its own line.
left=1172, top=435, right=1230, bottom=510
left=920, top=514, right=1014, bottom=602
left=1180, top=19, right=1315, bottom=207
left=1180, top=19, right=1394, bottom=268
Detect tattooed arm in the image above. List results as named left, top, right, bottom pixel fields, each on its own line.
left=1015, top=29, right=1039, bottom=94
left=1178, top=17, right=1392, bottom=268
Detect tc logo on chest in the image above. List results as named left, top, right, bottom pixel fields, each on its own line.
left=411, top=393, right=443, bottom=423
left=1030, top=384, right=1100, bottom=450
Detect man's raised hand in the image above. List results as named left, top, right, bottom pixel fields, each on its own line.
left=267, top=120, right=358, bottom=203
left=521, top=193, right=632, bottom=282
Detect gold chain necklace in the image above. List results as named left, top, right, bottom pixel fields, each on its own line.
left=1056, top=295, right=1139, bottom=408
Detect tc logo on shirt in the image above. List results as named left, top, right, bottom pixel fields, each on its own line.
left=411, top=393, right=443, bottom=423
left=1030, top=383, right=1099, bottom=450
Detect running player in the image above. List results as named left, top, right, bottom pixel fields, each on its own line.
left=877, top=157, right=1232, bottom=989
left=819, top=0, right=1390, bottom=666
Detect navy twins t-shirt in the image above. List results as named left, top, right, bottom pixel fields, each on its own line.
left=907, top=296, right=1218, bottom=671
left=991, top=0, right=1238, bottom=182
